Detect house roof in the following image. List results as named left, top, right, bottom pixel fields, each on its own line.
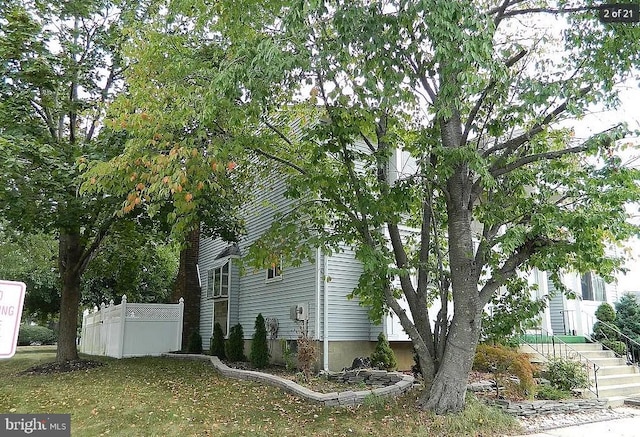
left=215, top=244, right=241, bottom=259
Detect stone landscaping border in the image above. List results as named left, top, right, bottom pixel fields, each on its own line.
left=467, top=381, right=610, bottom=417
left=163, top=353, right=415, bottom=407
left=492, top=398, right=608, bottom=416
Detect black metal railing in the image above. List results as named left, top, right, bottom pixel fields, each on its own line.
left=520, top=328, right=600, bottom=398
left=588, top=316, right=640, bottom=367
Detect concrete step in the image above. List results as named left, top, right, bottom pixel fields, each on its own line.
left=575, top=350, right=617, bottom=359
left=523, top=340, right=640, bottom=406
left=558, top=343, right=607, bottom=352
left=520, top=342, right=602, bottom=350
left=598, top=365, right=640, bottom=377
left=606, top=395, right=639, bottom=407
left=624, top=397, right=640, bottom=407
left=519, top=343, right=615, bottom=362
left=589, top=357, right=628, bottom=367
left=596, top=373, right=640, bottom=387
left=594, top=382, right=640, bottom=398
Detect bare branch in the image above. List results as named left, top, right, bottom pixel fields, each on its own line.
left=360, top=131, right=377, bottom=153
left=501, top=5, right=599, bottom=18
left=264, top=118, right=294, bottom=147
left=30, top=98, right=57, bottom=141
left=478, top=236, right=550, bottom=304
left=492, top=0, right=514, bottom=26
left=75, top=214, right=117, bottom=276
left=404, top=54, right=437, bottom=103
left=250, top=146, right=307, bottom=175
left=462, top=49, right=527, bottom=144
left=491, top=144, right=587, bottom=178
left=483, top=86, right=591, bottom=158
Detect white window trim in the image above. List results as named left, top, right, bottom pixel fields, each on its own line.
left=207, top=259, right=231, bottom=299
left=265, top=258, right=283, bottom=282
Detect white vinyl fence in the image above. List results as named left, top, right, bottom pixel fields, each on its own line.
left=80, top=295, right=184, bottom=358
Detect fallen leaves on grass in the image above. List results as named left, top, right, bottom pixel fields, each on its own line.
left=17, top=359, right=104, bottom=375
left=1, top=349, right=521, bottom=437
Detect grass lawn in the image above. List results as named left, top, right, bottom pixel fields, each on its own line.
left=0, top=346, right=522, bottom=436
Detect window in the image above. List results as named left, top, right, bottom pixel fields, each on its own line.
left=207, top=262, right=230, bottom=298
left=266, top=259, right=282, bottom=281
left=581, top=272, right=606, bottom=301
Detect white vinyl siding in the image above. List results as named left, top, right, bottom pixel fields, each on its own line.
left=325, top=249, right=379, bottom=341
left=198, top=133, right=419, bottom=350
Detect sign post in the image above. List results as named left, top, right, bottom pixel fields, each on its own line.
left=0, top=280, right=26, bottom=359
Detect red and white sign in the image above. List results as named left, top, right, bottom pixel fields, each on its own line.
left=0, top=280, right=26, bottom=359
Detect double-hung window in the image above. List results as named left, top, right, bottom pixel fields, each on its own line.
left=207, top=262, right=229, bottom=298
left=266, top=258, right=282, bottom=281
left=581, top=272, right=606, bottom=301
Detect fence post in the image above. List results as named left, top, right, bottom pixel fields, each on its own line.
left=118, top=295, right=127, bottom=358
left=100, top=302, right=107, bottom=355
left=91, top=306, right=98, bottom=355
left=177, top=297, right=184, bottom=352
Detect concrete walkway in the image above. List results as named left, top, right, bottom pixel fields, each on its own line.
left=513, top=407, right=640, bottom=437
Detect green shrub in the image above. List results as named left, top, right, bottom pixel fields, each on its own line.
left=17, top=324, right=56, bottom=346
left=595, top=303, right=616, bottom=322
left=187, top=330, right=203, bottom=354
left=602, top=339, right=626, bottom=357
left=544, top=358, right=590, bottom=392
left=592, top=302, right=620, bottom=342
left=225, top=324, right=246, bottom=361
left=210, top=322, right=226, bottom=359
left=473, top=343, right=536, bottom=399
left=535, top=384, right=572, bottom=400
left=370, top=332, right=397, bottom=371
left=592, top=320, right=620, bottom=341
left=250, top=313, right=269, bottom=368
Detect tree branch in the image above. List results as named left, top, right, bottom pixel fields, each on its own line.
left=491, top=144, right=587, bottom=178
left=404, top=54, right=437, bottom=103
left=250, top=146, right=307, bottom=175
left=462, top=49, right=527, bottom=144
left=501, top=6, right=599, bottom=18
left=382, top=281, right=435, bottom=380
left=482, top=85, right=591, bottom=158
left=478, top=236, right=550, bottom=304
left=75, top=214, right=117, bottom=276
left=263, top=118, right=294, bottom=147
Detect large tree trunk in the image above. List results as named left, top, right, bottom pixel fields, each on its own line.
left=421, top=205, right=482, bottom=413
left=172, top=226, right=201, bottom=351
left=420, top=115, right=483, bottom=414
left=421, top=308, right=482, bottom=413
left=56, top=230, right=83, bottom=362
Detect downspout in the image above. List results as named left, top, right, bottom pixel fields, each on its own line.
left=323, top=253, right=330, bottom=371
left=315, top=248, right=321, bottom=341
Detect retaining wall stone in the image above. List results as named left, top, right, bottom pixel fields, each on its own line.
left=163, top=353, right=415, bottom=407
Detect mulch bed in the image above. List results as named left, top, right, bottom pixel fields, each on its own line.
left=223, top=360, right=367, bottom=393
left=17, top=359, right=104, bottom=376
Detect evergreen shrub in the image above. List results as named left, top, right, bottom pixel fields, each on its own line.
left=17, top=325, right=56, bottom=346
left=210, top=322, right=226, bottom=358
left=370, top=332, right=397, bottom=371
left=187, top=329, right=203, bottom=354
left=226, top=323, right=246, bottom=361
left=250, top=313, right=269, bottom=368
